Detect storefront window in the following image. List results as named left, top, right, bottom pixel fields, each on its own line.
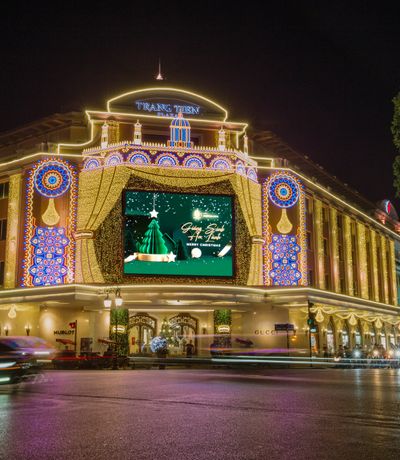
left=380, top=331, right=386, bottom=349
left=326, top=319, right=335, bottom=354
left=370, top=332, right=376, bottom=345
left=342, top=323, right=350, bottom=348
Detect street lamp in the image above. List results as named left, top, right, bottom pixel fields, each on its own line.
left=102, top=288, right=123, bottom=309
left=115, top=288, right=123, bottom=307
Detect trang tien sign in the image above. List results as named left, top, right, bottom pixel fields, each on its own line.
left=135, top=100, right=201, bottom=117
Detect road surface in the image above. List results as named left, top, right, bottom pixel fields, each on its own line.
left=0, top=368, right=399, bottom=459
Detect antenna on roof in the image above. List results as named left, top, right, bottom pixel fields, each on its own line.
left=155, top=59, right=164, bottom=81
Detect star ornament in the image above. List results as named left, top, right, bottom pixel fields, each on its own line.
left=149, top=209, right=159, bottom=218
left=167, top=252, right=176, bottom=263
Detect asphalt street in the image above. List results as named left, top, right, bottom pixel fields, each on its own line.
left=1, top=368, right=400, bottom=460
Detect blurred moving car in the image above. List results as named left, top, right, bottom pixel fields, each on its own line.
left=0, top=336, right=55, bottom=385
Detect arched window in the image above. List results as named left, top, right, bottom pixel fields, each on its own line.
left=128, top=313, right=157, bottom=355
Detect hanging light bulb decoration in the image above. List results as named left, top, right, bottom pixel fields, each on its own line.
left=349, top=313, right=358, bottom=326
left=8, top=305, right=17, bottom=319
left=315, top=308, right=324, bottom=323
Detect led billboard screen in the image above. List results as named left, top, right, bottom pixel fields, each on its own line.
left=124, top=191, right=233, bottom=277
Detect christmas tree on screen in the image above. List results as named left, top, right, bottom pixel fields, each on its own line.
left=138, top=218, right=169, bottom=254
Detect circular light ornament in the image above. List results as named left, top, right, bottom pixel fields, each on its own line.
left=268, top=175, right=299, bottom=208
left=191, top=248, right=202, bottom=258
left=33, top=161, right=72, bottom=198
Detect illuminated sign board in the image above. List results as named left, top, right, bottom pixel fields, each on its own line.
left=134, top=100, right=201, bottom=117
left=124, top=191, right=233, bottom=277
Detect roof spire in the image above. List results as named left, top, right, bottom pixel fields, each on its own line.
left=155, top=59, right=164, bottom=81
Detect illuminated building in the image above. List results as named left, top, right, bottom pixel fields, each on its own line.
left=0, top=85, right=399, bottom=356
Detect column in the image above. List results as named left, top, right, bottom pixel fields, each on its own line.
left=4, top=173, right=22, bottom=289
left=380, top=235, right=389, bottom=304
left=313, top=199, right=325, bottom=289
left=369, top=230, right=380, bottom=302
left=330, top=208, right=340, bottom=292
left=388, top=239, right=397, bottom=305
left=108, top=120, right=120, bottom=144
left=357, top=222, right=368, bottom=300
left=213, top=309, right=232, bottom=348
left=343, top=215, right=354, bottom=296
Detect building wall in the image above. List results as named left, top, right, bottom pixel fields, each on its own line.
left=0, top=180, right=9, bottom=286
left=305, top=192, right=398, bottom=305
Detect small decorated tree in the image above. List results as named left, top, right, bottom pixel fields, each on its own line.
left=160, top=318, right=176, bottom=346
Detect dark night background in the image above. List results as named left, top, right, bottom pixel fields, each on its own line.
left=1, top=2, right=399, bottom=204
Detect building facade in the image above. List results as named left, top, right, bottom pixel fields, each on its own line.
left=0, top=86, right=399, bottom=356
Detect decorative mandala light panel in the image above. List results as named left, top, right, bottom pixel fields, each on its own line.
left=263, top=171, right=306, bottom=286
left=33, top=161, right=72, bottom=198
left=268, top=175, right=299, bottom=208
left=28, top=227, right=70, bottom=285
left=23, top=158, right=77, bottom=287
left=269, top=234, right=301, bottom=285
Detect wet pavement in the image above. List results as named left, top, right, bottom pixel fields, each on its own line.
left=1, top=368, right=400, bottom=459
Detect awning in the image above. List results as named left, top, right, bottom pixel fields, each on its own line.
left=56, top=339, right=75, bottom=345
left=98, top=338, right=116, bottom=345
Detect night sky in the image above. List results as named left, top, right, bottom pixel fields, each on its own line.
left=1, top=2, right=399, bottom=205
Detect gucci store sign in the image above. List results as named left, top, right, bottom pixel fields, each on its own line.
left=254, top=330, right=278, bottom=336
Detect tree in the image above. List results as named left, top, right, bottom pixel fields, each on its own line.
left=110, top=308, right=129, bottom=356
left=138, top=219, right=168, bottom=254
left=176, top=238, right=188, bottom=260
left=392, top=92, right=400, bottom=196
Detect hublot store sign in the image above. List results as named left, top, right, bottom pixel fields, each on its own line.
left=53, top=330, right=75, bottom=335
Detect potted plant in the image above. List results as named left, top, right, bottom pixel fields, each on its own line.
left=150, top=336, right=168, bottom=368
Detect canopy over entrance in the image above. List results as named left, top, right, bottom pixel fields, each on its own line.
left=55, top=338, right=75, bottom=345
